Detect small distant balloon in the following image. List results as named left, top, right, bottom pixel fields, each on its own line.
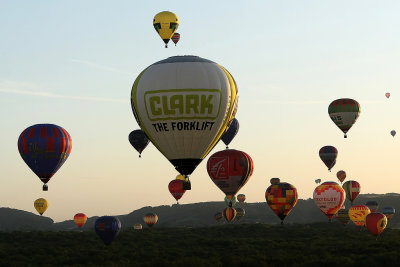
left=365, top=201, right=379, bottom=213
left=315, top=179, right=321, bottom=184
left=336, top=209, right=350, bottom=226
left=385, top=92, right=390, bottom=98
left=171, top=32, right=180, bottom=46
left=215, top=212, right=223, bottom=223
left=94, top=216, right=121, bottom=245
left=349, top=205, right=370, bottom=227
left=270, top=178, right=280, bottom=185
left=336, top=170, right=346, bottom=183
left=221, top=118, right=239, bottom=149
left=222, top=207, right=237, bottom=222
left=168, top=179, right=186, bottom=204
left=342, top=180, right=361, bottom=205
left=134, top=223, right=143, bottom=230
left=319, top=146, right=338, bottom=171
left=235, top=208, right=245, bottom=221
left=74, top=213, right=87, bottom=228
left=391, top=130, right=396, bottom=137
left=328, top=98, right=361, bottom=138
left=143, top=213, right=158, bottom=228
left=34, top=198, right=48, bottom=216
left=382, top=207, right=395, bottom=220
left=153, top=11, right=179, bottom=48
left=237, top=194, right=246, bottom=204
left=128, top=130, right=150, bottom=158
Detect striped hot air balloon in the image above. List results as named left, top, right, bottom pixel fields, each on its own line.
left=143, top=213, right=158, bottom=228
left=342, top=180, right=361, bottom=205
left=319, top=146, right=338, bottom=171
left=18, top=124, right=72, bottom=191
left=222, top=207, right=236, bottom=222
left=171, top=32, right=180, bottom=45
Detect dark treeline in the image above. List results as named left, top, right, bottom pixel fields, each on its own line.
left=1, top=223, right=400, bottom=266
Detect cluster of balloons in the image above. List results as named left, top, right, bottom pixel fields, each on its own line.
left=153, top=11, right=179, bottom=48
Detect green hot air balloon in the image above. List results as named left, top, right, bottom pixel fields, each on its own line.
left=328, top=98, right=360, bottom=138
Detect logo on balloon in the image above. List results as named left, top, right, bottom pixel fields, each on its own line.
left=208, top=158, right=228, bottom=180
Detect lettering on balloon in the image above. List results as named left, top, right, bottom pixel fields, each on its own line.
left=151, top=121, right=215, bottom=132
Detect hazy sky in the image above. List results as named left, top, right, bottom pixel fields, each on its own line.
left=1, top=1, right=400, bottom=222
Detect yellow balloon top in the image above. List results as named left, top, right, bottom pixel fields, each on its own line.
left=153, top=11, right=179, bottom=47
left=34, top=198, right=48, bottom=216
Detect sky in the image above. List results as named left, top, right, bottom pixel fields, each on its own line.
left=1, top=0, right=400, bottom=222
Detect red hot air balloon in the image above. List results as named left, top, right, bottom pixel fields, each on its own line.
left=207, top=149, right=254, bottom=201
left=168, top=179, right=186, bottom=204
left=342, top=180, right=360, bottom=206
left=336, top=170, right=346, bottom=183
left=74, top=213, right=87, bottom=228
left=385, top=92, right=390, bottom=99
left=366, top=213, right=387, bottom=237
left=313, top=182, right=345, bottom=222
left=319, top=146, right=338, bottom=171
left=18, top=124, right=72, bottom=191
left=237, top=194, right=246, bottom=204
left=222, top=207, right=237, bottom=222
left=171, top=32, right=180, bottom=45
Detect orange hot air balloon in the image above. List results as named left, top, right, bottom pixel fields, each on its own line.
left=265, top=182, right=298, bottom=224
left=313, top=182, right=345, bottom=222
left=222, top=207, right=237, bottom=222
left=168, top=179, right=186, bottom=204
left=74, top=213, right=87, bottom=228
left=366, top=213, right=387, bottom=237
left=237, top=194, right=246, bottom=204
left=336, top=170, right=346, bottom=183
left=349, top=205, right=370, bottom=227
left=143, top=213, right=158, bottom=228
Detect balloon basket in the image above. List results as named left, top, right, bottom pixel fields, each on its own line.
left=42, top=184, right=48, bottom=191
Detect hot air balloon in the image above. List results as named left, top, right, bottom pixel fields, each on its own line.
left=94, top=216, right=121, bottom=245
left=328, top=98, right=361, bottom=138
left=34, top=198, right=48, bottom=216
left=237, top=194, right=246, bottom=204
left=222, top=207, right=236, bottom=222
left=18, top=124, right=72, bottom=191
left=270, top=178, right=280, bottom=185
left=134, top=223, right=143, bottom=230
left=224, top=195, right=237, bottom=207
left=131, top=56, right=239, bottom=188
left=336, top=170, right=346, bottom=183
left=221, top=118, right=239, bottom=149
left=319, top=146, right=338, bottom=171
left=349, top=205, right=370, bottom=227
left=207, top=149, right=254, bottom=202
left=385, top=92, right=390, bottom=98
left=171, top=32, right=180, bottom=46
left=315, top=179, right=321, bottom=184
left=366, top=213, right=387, bottom=237
left=342, top=180, right=360, bottom=205
left=143, top=213, right=158, bottom=228
left=128, top=130, right=149, bottom=158
left=336, top=209, right=350, bottom=226
left=235, top=207, right=245, bottom=221
left=153, top=11, right=179, bottom=48
left=313, top=182, right=345, bottom=222
left=215, top=212, right=223, bottom=223
left=391, top=130, right=396, bottom=137
left=168, top=179, right=186, bottom=204
left=365, top=201, right=379, bottom=213
left=74, top=213, right=87, bottom=228
left=382, top=207, right=395, bottom=220
left=265, top=183, right=298, bottom=224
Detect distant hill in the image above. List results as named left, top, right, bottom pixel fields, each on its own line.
left=1, top=193, right=400, bottom=231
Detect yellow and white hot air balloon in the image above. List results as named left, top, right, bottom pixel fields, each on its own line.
left=153, top=11, right=179, bottom=48
left=34, top=198, right=48, bottom=216
left=131, top=56, right=238, bottom=186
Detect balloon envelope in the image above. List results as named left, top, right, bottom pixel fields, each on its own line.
left=349, top=205, right=370, bottom=227
left=168, top=179, right=186, bottom=203
left=235, top=207, right=245, bottom=221
left=131, top=56, right=238, bottom=176
left=335, top=209, right=350, bottom=226
left=128, top=130, right=149, bottom=157
left=215, top=212, right=223, bottom=222
left=270, top=178, right=280, bottom=185
left=143, top=213, right=158, bottom=228
left=265, top=183, right=298, bottom=222
left=319, top=146, right=338, bottom=171
left=94, top=216, right=121, bottom=245
left=34, top=198, right=48, bottom=216
left=336, top=170, right=346, bottom=183
left=365, top=201, right=379, bottom=213
left=391, top=130, right=396, bottom=137
left=133, top=223, right=143, bottom=230
left=342, top=180, right=360, bottom=204
left=366, top=213, right=387, bottom=236
left=315, top=179, right=321, bottom=184
left=385, top=92, right=390, bottom=98
left=207, top=149, right=254, bottom=200
left=313, top=182, right=345, bottom=220
left=74, top=213, right=87, bottom=228
left=222, top=207, right=237, bottom=222
left=221, top=118, right=239, bottom=148
left=153, top=11, right=179, bottom=47
left=382, top=207, right=395, bottom=220
left=237, top=194, right=246, bottom=204
left=328, top=98, right=361, bottom=138
left=171, top=32, right=180, bottom=45
left=18, top=124, right=72, bottom=190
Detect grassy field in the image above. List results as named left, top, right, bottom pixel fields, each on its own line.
left=0, top=223, right=399, bottom=266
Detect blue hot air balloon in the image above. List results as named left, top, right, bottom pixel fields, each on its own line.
left=221, top=118, right=239, bottom=149
left=94, top=216, right=121, bottom=245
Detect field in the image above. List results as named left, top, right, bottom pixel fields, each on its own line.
left=1, top=223, right=399, bottom=266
